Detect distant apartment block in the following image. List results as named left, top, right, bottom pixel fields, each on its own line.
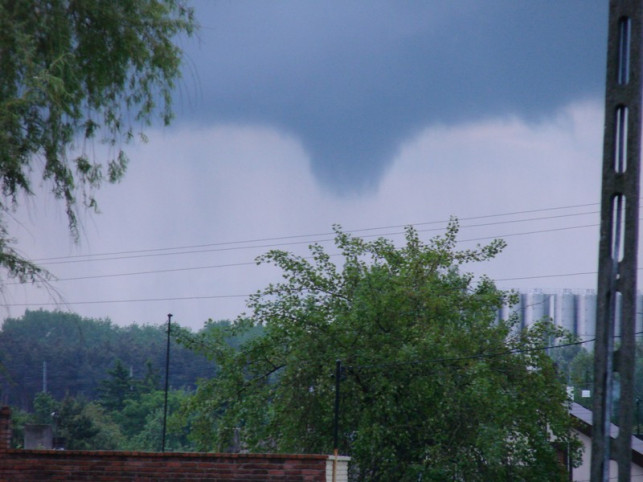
left=497, top=289, right=643, bottom=349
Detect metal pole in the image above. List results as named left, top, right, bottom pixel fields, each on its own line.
left=637, top=398, right=641, bottom=436
left=161, top=313, right=172, bottom=452
left=591, top=1, right=643, bottom=481
left=333, top=359, right=341, bottom=451
left=332, top=360, right=341, bottom=482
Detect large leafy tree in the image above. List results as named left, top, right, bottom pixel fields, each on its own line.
left=179, top=221, right=581, bottom=481
left=0, top=0, right=194, bottom=283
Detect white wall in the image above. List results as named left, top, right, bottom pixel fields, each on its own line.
left=573, top=430, right=643, bottom=481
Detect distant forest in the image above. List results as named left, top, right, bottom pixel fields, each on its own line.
left=0, top=310, right=216, bottom=410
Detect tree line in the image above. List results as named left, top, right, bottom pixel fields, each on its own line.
left=0, top=310, right=247, bottom=451
left=0, top=309, right=215, bottom=410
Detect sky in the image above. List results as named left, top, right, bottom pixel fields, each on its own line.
left=3, top=1, right=615, bottom=331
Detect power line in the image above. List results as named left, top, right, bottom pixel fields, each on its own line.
left=33, top=215, right=599, bottom=268
left=1, top=202, right=613, bottom=306
left=457, top=222, right=598, bottom=244
left=32, top=202, right=600, bottom=265
left=3, top=227, right=605, bottom=286
left=14, top=226, right=603, bottom=285
left=496, top=271, right=597, bottom=282
left=20, top=258, right=605, bottom=286
left=29, top=261, right=258, bottom=283
left=3, top=294, right=250, bottom=307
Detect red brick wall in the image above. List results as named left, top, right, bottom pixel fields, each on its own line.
left=0, top=408, right=10, bottom=452
left=0, top=407, right=336, bottom=481
left=0, top=450, right=328, bottom=481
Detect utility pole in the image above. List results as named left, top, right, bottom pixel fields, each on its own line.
left=591, top=1, right=643, bottom=481
left=332, top=360, right=341, bottom=482
left=161, top=313, right=172, bottom=452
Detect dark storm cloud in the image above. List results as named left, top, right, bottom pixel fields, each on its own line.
left=180, top=1, right=607, bottom=193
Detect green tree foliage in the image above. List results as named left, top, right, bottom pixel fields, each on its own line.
left=4, top=311, right=214, bottom=451
left=32, top=391, right=57, bottom=425
left=73, top=399, right=124, bottom=450
left=553, top=345, right=594, bottom=408
left=561, top=340, right=643, bottom=428
left=56, top=396, right=100, bottom=450
left=121, top=389, right=191, bottom=451
left=0, top=310, right=215, bottom=409
left=180, top=222, right=581, bottom=480
left=96, top=358, right=192, bottom=450
left=17, top=392, right=123, bottom=449
left=7, top=406, right=31, bottom=448
left=98, top=360, right=134, bottom=412
left=0, top=0, right=194, bottom=283
left=141, top=360, right=162, bottom=392
left=14, top=382, right=186, bottom=450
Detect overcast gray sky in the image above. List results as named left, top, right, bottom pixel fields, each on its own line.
left=5, top=1, right=611, bottom=330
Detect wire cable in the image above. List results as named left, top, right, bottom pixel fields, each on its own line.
left=32, top=202, right=600, bottom=265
